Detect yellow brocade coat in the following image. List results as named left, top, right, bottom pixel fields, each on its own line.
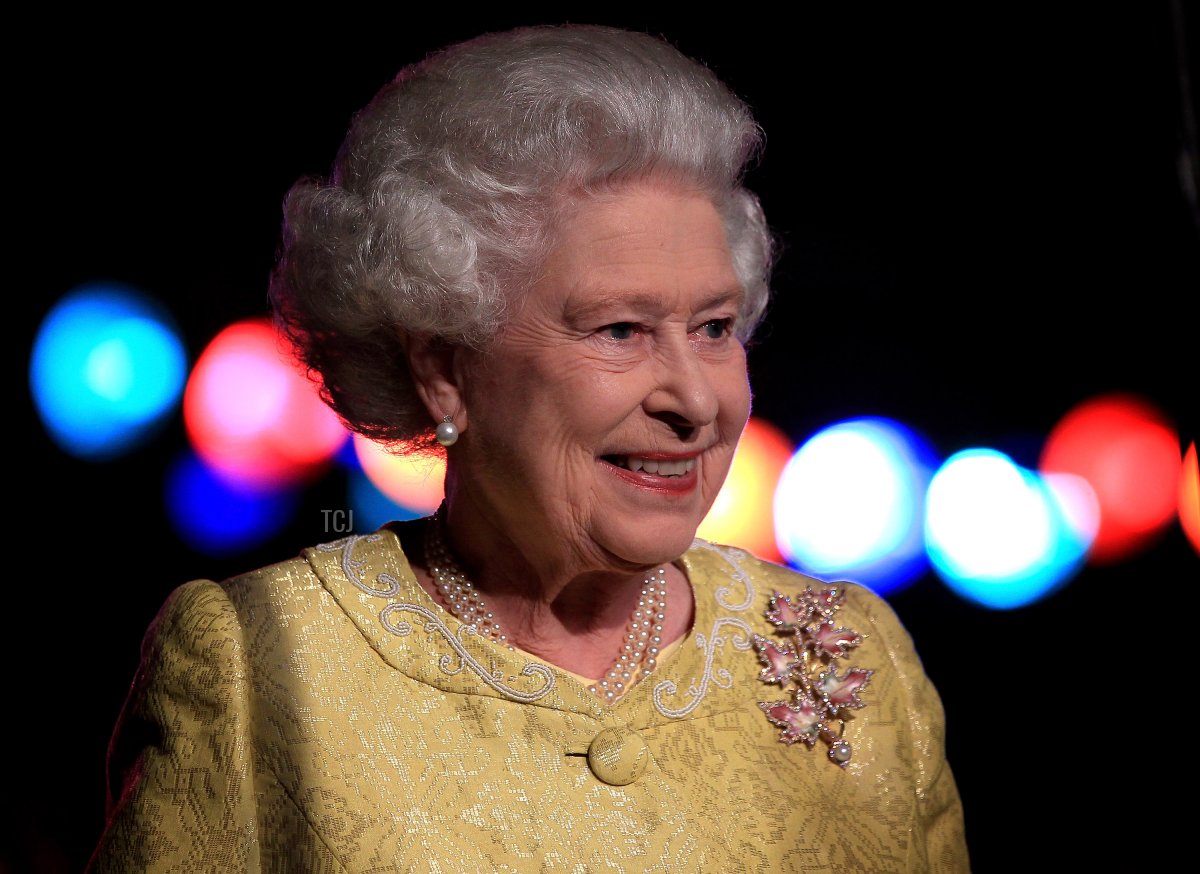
left=88, top=523, right=969, bottom=873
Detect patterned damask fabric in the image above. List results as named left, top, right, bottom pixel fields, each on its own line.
left=87, top=522, right=970, bottom=872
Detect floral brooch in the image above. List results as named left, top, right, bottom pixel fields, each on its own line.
left=754, top=586, right=872, bottom=767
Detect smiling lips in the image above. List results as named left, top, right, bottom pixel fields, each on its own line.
left=601, top=454, right=700, bottom=493
left=608, top=455, right=696, bottom=476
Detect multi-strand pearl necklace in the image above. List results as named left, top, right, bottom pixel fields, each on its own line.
left=424, top=514, right=513, bottom=649
left=587, top=568, right=668, bottom=703
left=423, top=512, right=667, bottom=704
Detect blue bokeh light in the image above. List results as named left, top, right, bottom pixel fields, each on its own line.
left=30, top=282, right=187, bottom=460
left=165, top=450, right=300, bottom=557
left=774, top=417, right=936, bottom=596
left=925, top=448, right=1096, bottom=609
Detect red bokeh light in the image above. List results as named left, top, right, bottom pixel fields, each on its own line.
left=1181, top=442, right=1199, bottom=557
left=183, top=318, right=348, bottom=489
left=1039, top=393, right=1181, bottom=565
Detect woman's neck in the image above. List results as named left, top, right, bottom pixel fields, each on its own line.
left=402, top=514, right=695, bottom=679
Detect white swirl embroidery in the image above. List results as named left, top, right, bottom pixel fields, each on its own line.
left=652, top=542, right=760, bottom=718
left=653, top=616, right=754, bottom=717
left=691, top=540, right=756, bottom=612
left=380, top=603, right=555, bottom=702
left=319, top=534, right=555, bottom=703
left=314, top=534, right=402, bottom=597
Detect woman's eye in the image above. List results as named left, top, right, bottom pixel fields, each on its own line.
left=601, top=322, right=636, bottom=340
left=699, top=318, right=732, bottom=339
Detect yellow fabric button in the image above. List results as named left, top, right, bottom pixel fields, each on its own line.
left=587, top=726, right=650, bottom=785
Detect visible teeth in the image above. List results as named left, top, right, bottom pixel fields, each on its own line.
left=614, top=456, right=695, bottom=476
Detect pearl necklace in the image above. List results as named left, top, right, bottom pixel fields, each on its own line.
left=424, top=514, right=512, bottom=649
left=423, top=511, right=667, bottom=703
left=588, top=568, right=668, bottom=703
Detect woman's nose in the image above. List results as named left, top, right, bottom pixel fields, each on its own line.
left=642, top=337, right=720, bottom=435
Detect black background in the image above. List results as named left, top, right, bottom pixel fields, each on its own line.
left=11, top=7, right=1199, bottom=872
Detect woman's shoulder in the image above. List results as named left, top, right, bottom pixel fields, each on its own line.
left=149, top=535, right=369, bottom=625
left=174, top=552, right=323, bottom=609
left=683, top=537, right=911, bottom=642
left=156, top=522, right=414, bottom=617
left=684, top=538, right=940, bottom=717
left=174, top=527, right=410, bottom=603
left=142, top=552, right=319, bottom=646
left=683, top=537, right=882, bottom=601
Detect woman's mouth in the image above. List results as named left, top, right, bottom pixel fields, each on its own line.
left=602, top=455, right=697, bottom=477
left=599, top=454, right=700, bottom=494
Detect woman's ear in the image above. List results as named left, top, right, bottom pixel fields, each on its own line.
left=406, top=335, right=469, bottom=434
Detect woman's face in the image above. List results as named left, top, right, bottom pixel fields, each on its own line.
left=452, top=181, right=752, bottom=574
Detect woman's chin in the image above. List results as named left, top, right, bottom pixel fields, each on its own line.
left=599, top=524, right=701, bottom=569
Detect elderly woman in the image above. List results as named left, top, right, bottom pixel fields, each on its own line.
left=88, top=24, right=969, bottom=873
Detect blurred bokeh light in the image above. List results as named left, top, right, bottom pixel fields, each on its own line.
left=30, top=281, right=187, bottom=460
left=352, top=433, right=446, bottom=517
left=1181, top=442, right=1199, bottom=556
left=165, top=448, right=301, bottom=556
left=347, top=466, right=423, bottom=532
left=183, top=318, right=349, bottom=490
left=773, top=417, right=936, bottom=595
left=926, top=448, right=1098, bottom=610
left=1039, top=393, right=1181, bottom=564
left=698, top=416, right=794, bottom=562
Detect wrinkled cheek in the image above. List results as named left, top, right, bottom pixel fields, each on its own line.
left=720, top=369, right=753, bottom=437
left=707, top=372, right=752, bottom=497
left=703, top=450, right=738, bottom=505
left=470, top=403, right=592, bottom=492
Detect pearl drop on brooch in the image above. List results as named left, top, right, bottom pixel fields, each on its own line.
left=829, top=741, right=852, bottom=764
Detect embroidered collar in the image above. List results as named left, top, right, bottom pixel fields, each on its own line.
left=307, top=528, right=870, bottom=744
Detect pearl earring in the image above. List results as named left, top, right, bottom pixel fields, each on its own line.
left=435, top=415, right=459, bottom=447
